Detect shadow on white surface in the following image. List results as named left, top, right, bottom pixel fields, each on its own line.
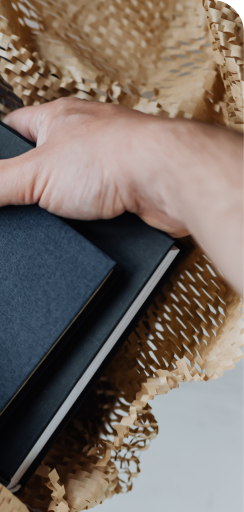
left=99, top=360, right=243, bottom=512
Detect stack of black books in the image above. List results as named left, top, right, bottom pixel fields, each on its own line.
left=0, top=120, right=184, bottom=492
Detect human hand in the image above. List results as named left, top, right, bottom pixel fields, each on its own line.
left=1, top=98, right=243, bottom=294
left=1, top=98, right=188, bottom=236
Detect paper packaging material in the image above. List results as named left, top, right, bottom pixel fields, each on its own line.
left=0, top=0, right=243, bottom=511
left=0, top=484, right=28, bottom=512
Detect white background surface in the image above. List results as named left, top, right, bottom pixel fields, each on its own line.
left=100, top=361, right=243, bottom=512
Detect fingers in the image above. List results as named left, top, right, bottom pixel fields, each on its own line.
left=3, top=98, right=82, bottom=144
left=3, top=105, right=46, bottom=143
left=0, top=98, right=80, bottom=208
left=3, top=99, right=63, bottom=143
left=0, top=148, right=44, bottom=206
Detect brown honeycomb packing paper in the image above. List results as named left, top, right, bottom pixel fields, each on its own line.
left=0, top=1, right=243, bottom=511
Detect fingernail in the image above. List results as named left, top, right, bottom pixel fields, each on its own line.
left=2, top=116, right=9, bottom=125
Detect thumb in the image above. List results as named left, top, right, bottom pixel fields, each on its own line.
left=0, top=147, right=44, bottom=206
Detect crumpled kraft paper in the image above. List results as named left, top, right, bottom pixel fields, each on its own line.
left=0, top=483, right=28, bottom=512
left=0, top=1, right=243, bottom=511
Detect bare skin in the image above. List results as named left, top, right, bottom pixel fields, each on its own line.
left=1, top=97, right=243, bottom=295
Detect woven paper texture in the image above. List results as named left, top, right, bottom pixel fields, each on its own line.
left=0, top=1, right=243, bottom=511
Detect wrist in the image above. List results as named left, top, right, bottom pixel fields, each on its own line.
left=148, top=119, right=243, bottom=233
left=133, top=118, right=189, bottom=224
left=122, top=116, right=189, bottom=234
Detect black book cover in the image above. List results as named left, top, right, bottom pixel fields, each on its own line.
left=0, top=205, right=119, bottom=427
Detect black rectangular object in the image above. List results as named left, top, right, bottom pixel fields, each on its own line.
left=0, top=205, right=119, bottom=426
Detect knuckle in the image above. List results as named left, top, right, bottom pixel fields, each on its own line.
left=37, top=97, right=78, bottom=131
left=56, top=96, right=73, bottom=106
left=55, top=96, right=80, bottom=113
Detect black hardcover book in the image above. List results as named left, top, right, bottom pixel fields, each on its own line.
left=0, top=204, right=119, bottom=427
left=0, top=120, right=184, bottom=491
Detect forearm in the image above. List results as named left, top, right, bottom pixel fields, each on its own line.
left=153, top=121, right=243, bottom=295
